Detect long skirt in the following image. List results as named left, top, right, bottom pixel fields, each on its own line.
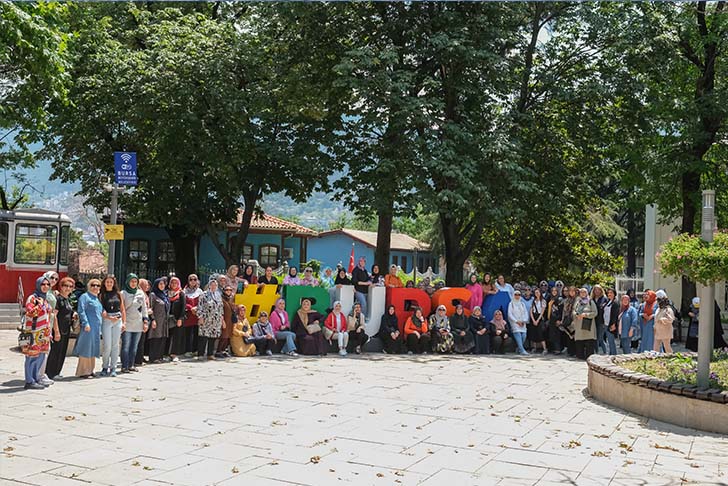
left=148, top=337, right=167, bottom=362
left=574, top=339, right=595, bottom=360
left=452, top=329, right=474, bottom=354
left=298, top=333, right=328, bottom=355
left=528, top=322, right=546, bottom=343
left=46, top=331, right=70, bottom=378
left=406, top=333, right=431, bottom=354
left=381, top=333, right=403, bottom=354
left=473, top=331, right=490, bottom=354
left=184, top=325, right=198, bottom=353
left=431, top=331, right=454, bottom=353
left=548, top=324, right=564, bottom=353
left=75, top=357, right=96, bottom=377
left=168, top=326, right=186, bottom=356
left=347, top=330, right=369, bottom=352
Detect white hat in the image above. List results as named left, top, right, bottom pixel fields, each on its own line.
left=655, top=289, right=668, bottom=299
left=692, top=297, right=700, bottom=307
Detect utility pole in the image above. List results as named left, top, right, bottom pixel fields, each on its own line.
left=697, top=190, right=715, bottom=389
left=107, top=183, right=118, bottom=276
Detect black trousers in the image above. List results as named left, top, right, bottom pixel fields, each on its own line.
left=381, top=333, right=403, bottom=354
left=406, top=333, right=431, bottom=354
left=347, top=331, right=369, bottom=352
left=198, top=336, right=216, bottom=357
left=574, top=339, right=595, bottom=360
left=473, top=332, right=490, bottom=354
left=184, top=325, right=198, bottom=353
left=134, top=331, right=147, bottom=365
left=168, top=326, right=186, bottom=356
left=148, top=338, right=167, bottom=362
left=46, top=330, right=70, bottom=378
left=250, top=337, right=273, bottom=354
left=491, top=333, right=510, bottom=354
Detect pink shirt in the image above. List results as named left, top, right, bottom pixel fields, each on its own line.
left=269, top=309, right=290, bottom=333
left=465, top=283, right=483, bottom=310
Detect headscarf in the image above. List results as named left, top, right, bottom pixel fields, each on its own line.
left=296, top=298, right=312, bottom=326
left=490, top=310, right=507, bottom=331
left=241, top=264, right=255, bottom=284
left=370, top=265, right=381, bottom=283
left=207, top=275, right=222, bottom=302
left=643, top=290, right=656, bottom=320
left=124, top=273, right=138, bottom=294
left=332, top=300, right=342, bottom=316
left=432, top=304, right=449, bottom=327
left=43, top=271, right=59, bottom=289
left=34, top=276, right=50, bottom=299
left=42, top=271, right=58, bottom=309
left=289, top=267, right=298, bottom=278
left=335, top=269, right=351, bottom=285
left=627, top=288, right=638, bottom=304
left=168, top=277, right=182, bottom=302
left=579, top=288, right=590, bottom=306
left=152, top=277, right=169, bottom=307
left=226, top=265, right=239, bottom=280
left=184, top=274, right=203, bottom=299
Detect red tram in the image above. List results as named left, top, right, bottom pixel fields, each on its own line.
left=0, top=208, right=71, bottom=304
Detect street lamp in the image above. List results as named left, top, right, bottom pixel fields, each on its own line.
left=697, top=190, right=715, bottom=389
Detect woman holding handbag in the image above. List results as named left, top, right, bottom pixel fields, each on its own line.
left=325, top=301, right=348, bottom=356
left=292, top=298, right=327, bottom=356
left=21, top=276, right=53, bottom=389
left=572, top=288, right=598, bottom=360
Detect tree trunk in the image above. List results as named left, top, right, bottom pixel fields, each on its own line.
left=167, top=225, right=198, bottom=282
left=680, top=170, right=701, bottom=314
left=440, top=214, right=466, bottom=286
left=375, top=204, right=393, bottom=274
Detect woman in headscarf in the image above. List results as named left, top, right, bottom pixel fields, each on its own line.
left=378, top=304, right=403, bottom=354
left=100, top=275, right=126, bottom=376
left=269, top=298, right=298, bottom=356
left=347, top=302, right=369, bottom=354
left=299, top=267, right=319, bottom=286
left=469, top=306, right=491, bottom=354
left=653, top=291, right=675, bottom=353
left=618, top=294, right=639, bottom=354
left=241, top=264, right=257, bottom=288
left=121, top=274, right=148, bottom=373
left=686, top=297, right=700, bottom=352
left=325, top=301, right=349, bottom=356
left=183, top=274, right=204, bottom=355
left=451, top=304, right=474, bottom=354
left=21, top=276, right=53, bottom=389
left=591, top=285, right=608, bottom=355
left=638, top=290, right=657, bottom=353
left=604, top=288, right=619, bottom=356
left=546, top=287, right=563, bottom=355
left=508, top=290, right=529, bottom=356
left=73, top=279, right=103, bottom=378
left=404, top=307, right=430, bottom=354
left=37, top=270, right=59, bottom=385
left=573, top=288, right=598, bottom=360
left=231, top=305, right=256, bottom=357
left=167, top=276, right=186, bottom=361
left=561, top=286, right=578, bottom=356
left=226, top=265, right=241, bottom=291
left=46, top=276, right=75, bottom=380
left=489, top=309, right=509, bottom=354
left=134, top=278, right=153, bottom=367
left=334, top=268, right=352, bottom=286
left=283, top=267, right=300, bottom=286
left=429, top=305, right=454, bottom=354
left=627, top=288, right=639, bottom=309
left=291, top=298, right=327, bottom=356
left=197, top=277, right=225, bottom=360
left=148, top=277, right=170, bottom=363
left=529, top=288, right=548, bottom=355
left=465, top=274, right=483, bottom=312
left=370, top=264, right=383, bottom=286
left=252, top=311, right=276, bottom=356
left=217, top=284, right=237, bottom=357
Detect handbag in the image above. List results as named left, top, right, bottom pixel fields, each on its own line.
left=581, top=317, right=593, bottom=331
left=306, top=324, right=321, bottom=334
left=18, top=330, right=33, bottom=348
left=19, top=314, right=38, bottom=356
left=322, top=327, right=334, bottom=340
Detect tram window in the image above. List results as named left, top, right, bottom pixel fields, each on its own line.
left=14, top=224, right=57, bottom=265
left=59, top=226, right=70, bottom=265
left=128, top=240, right=149, bottom=277
left=0, top=222, right=8, bottom=264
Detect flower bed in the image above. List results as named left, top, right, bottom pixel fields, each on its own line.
left=621, top=351, right=728, bottom=391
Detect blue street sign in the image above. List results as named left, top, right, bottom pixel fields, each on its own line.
left=114, top=151, right=138, bottom=186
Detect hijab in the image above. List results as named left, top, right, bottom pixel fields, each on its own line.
left=289, top=267, right=298, bottom=278
left=579, top=288, right=590, bottom=306
left=382, top=305, right=397, bottom=326
left=124, top=273, right=138, bottom=294
left=490, top=310, right=507, bottom=331
left=206, top=276, right=222, bottom=303
left=370, top=265, right=381, bottom=283
left=34, top=276, right=50, bottom=299
left=335, top=269, right=351, bottom=285
left=184, top=274, right=203, bottom=299
left=432, top=305, right=449, bottom=326
left=296, top=299, right=312, bottom=326
left=168, top=277, right=182, bottom=302
left=643, top=290, right=657, bottom=320
left=152, top=277, right=169, bottom=306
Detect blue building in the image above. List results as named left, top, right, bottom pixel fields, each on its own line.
left=308, top=229, right=435, bottom=273
left=114, top=213, right=317, bottom=279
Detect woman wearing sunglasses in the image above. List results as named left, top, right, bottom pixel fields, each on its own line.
left=73, top=279, right=103, bottom=378
left=21, top=276, right=53, bottom=389
left=45, top=276, right=76, bottom=379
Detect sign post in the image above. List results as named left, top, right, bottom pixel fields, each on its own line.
left=697, top=190, right=715, bottom=389
left=108, top=152, right=138, bottom=276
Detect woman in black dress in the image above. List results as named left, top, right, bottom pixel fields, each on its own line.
left=546, top=287, right=563, bottom=354
left=451, top=304, right=474, bottom=353
left=46, top=276, right=75, bottom=379
left=379, top=305, right=403, bottom=354
left=529, top=288, right=548, bottom=354
left=292, top=298, right=327, bottom=355
left=469, top=306, right=492, bottom=354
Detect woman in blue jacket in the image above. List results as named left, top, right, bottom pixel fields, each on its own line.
left=73, top=279, right=103, bottom=377
left=618, top=294, right=639, bottom=354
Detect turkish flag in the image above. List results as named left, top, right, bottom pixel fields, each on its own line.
left=347, top=246, right=355, bottom=274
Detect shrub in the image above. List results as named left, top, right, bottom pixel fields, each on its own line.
left=657, top=231, right=728, bottom=285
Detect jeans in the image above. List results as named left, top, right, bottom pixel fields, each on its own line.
left=355, top=291, right=368, bottom=317
left=24, top=355, right=45, bottom=384
left=620, top=337, right=632, bottom=354
left=513, top=332, right=528, bottom=355
left=639, top=321, right=654, bottom=353
left=275, top=331, right=297, bottom=354
left=606, top=332, right=617, bottom=355
left=101, top=319, right=122, bottom=371
left=596, top=321, right=608, bottom=354
left=121, top=331, right=142, bottom=370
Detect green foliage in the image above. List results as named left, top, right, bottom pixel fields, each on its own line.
left=658, top=231, right=728, bottom=285
left=623, top=351, right=728, bottom=391
left=69, top=228, right=88, bottom=250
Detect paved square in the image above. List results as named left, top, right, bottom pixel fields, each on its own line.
left=1, top=330, right=726, bottom=485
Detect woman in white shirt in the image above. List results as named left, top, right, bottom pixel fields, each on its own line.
left=508, top=290, right=529, bottom=356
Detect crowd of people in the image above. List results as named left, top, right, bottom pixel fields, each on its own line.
left=18, top=262, right=728, bottom=390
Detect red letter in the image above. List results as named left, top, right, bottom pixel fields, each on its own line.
left=387, top=288, right=432, bottom=332
left=432, top=288, right=473, bottom=317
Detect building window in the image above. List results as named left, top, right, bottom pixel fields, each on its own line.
left=59, top=226, right=70, bottom=266
left=0, top=222, right=7, bottom=264
left=156, top=240, right=176, bottom=273
left=128, top=240, right=149, bottom=277
left=14, top=224, right=57, bottom=265
left=259, top=244, right=279, bottom=267
left=243, top=244, right=253, bottom=262
left=392, top=255, right=398, bottom=267
left=401, top=256, right=407, bottom=272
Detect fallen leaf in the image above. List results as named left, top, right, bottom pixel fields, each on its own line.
left=63, top=416, right=75, bottom=421
left=376, top=473, right=384, bottom=478
left=618, top=442, right=633, bottom=452
left=131, top=397, right=142, bottom=402
left=394, top=471, right=404, bottom=477
left=591, top=451, right=609, bottom=457
left=3, top=446, right=14, bottom=452
left=232, top=466, right=239, bottom=474
left=594, top=434, right=609, bottom=439
left=653, top=444, right=682, bottom=454
left=310, top=456, right=321, bottom=464
left=520, top=443, right=532, bottom=448
left=143, top=466, right=153, bottom=471
left=562, top=440, right=581, bottom=449
left=131, top=461, right=141, bottom=467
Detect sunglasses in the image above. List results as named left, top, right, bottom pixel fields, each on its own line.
left=41, top=283, right=50, bottom=287
left=189, top=277, right=198, bottom=281
left=61, top=284, right=73, bottom=288
left=49, top=276, right=59, bottom=281
left=305, top=270, right=313, bottom=273
left=90, top=284, right=101, bottom=288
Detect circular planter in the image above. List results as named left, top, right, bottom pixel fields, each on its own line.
left=587, top=353, right=728, bottom=435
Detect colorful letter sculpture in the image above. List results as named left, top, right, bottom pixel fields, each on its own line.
left=234, top=284, right=280, bottom=323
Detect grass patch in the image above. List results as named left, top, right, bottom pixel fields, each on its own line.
left=621, top=350, right=728, bottom=391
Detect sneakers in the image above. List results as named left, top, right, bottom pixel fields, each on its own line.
left=24, top=382, right=45, bottom=390
left=287, top=351, right=298, bottom=357
left=171, top=356, right=180, bottom=362
left=355, top=346, right=361, bottom=355
left=129, top=367, right=139, bottom=372
left=99, top=369, right=109, bottom=377
left=542, top=349, right=548, bottom=356
left=38, top=376, right=54, bottom=386
left=266, top=350, right=273, bottom=356
left=339, top=349, right=347, bottom=357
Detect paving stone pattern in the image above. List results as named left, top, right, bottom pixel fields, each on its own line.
left=0, top=331, right=726, bottom=486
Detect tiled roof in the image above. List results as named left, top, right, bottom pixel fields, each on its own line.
left=229, top=210, right=316, bottom=236
left=317, top=229, right=430, bottom=252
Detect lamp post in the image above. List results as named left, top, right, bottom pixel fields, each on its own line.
left=697, top=190, right=715, bottom=389
left=103, top=181, right=119, bottom=276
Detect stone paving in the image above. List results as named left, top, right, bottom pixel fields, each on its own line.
left=0, top=330, right=726, bottom=486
